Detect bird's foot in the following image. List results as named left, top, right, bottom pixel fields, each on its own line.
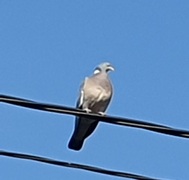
left=83, top=108, right=92, bottom=113
left=98, top=112, right=106, bottom=116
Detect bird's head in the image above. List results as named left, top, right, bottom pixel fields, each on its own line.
left=93, top=62, right=115, bottom=74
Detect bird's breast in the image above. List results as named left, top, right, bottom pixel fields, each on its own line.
left=83, top=87, right=111, bottom=112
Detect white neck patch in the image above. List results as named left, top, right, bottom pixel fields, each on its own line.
left=93, top=69, right=101, bottom=74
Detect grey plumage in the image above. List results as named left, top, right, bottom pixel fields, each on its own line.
left=68, top=62, right=114, bottom=151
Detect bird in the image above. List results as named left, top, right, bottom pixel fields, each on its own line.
left=68, top=62, right=114, bottom=151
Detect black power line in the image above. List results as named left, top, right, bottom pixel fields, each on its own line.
left=0, top=150, right=161, bottom=180
left=1, top=94, right=189, bottom=139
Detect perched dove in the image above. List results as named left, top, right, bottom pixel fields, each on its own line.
left=68, top=62, right=114, bottom=151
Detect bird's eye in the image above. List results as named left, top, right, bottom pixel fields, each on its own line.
left=106, top=65, right=111, bottom=71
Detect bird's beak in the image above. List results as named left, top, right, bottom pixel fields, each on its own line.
left=108, top=66, right=115, bottom=71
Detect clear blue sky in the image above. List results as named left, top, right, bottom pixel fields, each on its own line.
left=1, top=1, right=189, bottom=179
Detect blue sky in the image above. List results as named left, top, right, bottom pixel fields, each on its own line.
left=1, top=1, right=189, bottom=179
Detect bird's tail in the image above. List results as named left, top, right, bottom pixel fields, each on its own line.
left=68, top=117, right=99, bottom=151
left=68, top=136, right=84, bottom=151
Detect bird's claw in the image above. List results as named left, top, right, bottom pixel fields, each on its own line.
left=98, top=112, right=106, bottom=116
left=83, top=108, right=92, bottom=113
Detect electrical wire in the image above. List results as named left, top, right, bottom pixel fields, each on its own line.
left=1, top=94, right=189, bottom=139
left=0, top=150, right=161, bottom=180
